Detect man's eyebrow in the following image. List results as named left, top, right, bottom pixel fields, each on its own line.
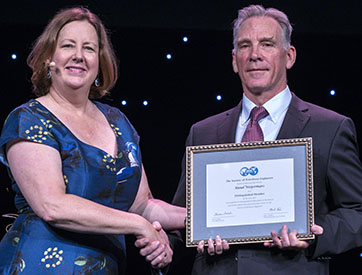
left=236, top=36, right=276, bottom=44
left=236, top=38, right=251, bottom=45
left=259, top=36, right=276, bottom=43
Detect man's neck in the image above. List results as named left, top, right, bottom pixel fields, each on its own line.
left=243, top=86, right=287, bottom=106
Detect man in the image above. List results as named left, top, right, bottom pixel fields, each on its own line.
left=171, top=5, right=362, bottom=274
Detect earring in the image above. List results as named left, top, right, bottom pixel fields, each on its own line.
left=94, top=78, right=100, bottom=87
left=47, top=70, right=51, bottom=79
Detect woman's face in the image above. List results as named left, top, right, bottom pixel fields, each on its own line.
left=50, top=20, right=99, bottom=93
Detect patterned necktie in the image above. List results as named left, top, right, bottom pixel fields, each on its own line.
left=241, top=106, right=269, bottom=142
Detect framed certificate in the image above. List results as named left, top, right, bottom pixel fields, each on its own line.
left=185, top=138, right=314, bottom=247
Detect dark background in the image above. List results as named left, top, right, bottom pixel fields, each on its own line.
left=0, top=0, right=361, bottom=274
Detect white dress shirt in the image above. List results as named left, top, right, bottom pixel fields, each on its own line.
left=235, top=87, right=292, bottom=143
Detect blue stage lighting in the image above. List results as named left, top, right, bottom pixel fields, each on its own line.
left=143, top=100, right=148, bottom=106
left=330, top=90, right=336, bottom=96
left=166, top=53, right=172, bottom=60
left=121, top=100, right=127, bottom=106
left=216, top=95, right=222, bottom=101
left=11, top=54, right=17, bottom=60
left=183, top=36, right=188, bottom=42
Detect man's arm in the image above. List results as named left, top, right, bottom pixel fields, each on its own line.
left=311, top=117, right=362, bottom=257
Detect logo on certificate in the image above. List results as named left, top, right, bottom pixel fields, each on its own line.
left=240, top=166, right=258, bottom=176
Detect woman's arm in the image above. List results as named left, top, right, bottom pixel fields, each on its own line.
left=7, top=140, right=161, bottom=242
left=129, top=166, right=186, bottom=230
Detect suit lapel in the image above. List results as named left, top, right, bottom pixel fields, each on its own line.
left=217, top=101, right=242, bottom=143
left=277, top=93, right=311, bottom=139
left=215, top=94, right=310, bottom=142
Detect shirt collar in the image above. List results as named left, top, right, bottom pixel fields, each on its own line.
left=241, top=86, right=292, bottom=125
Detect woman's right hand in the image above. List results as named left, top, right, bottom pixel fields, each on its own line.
left=135, top=220, right=172, bottom=269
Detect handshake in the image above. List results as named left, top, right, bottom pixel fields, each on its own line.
left=134, top=221, right=173, bottom=270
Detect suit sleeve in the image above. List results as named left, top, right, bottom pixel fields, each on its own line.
left=311, top=117, right=362, bottom=257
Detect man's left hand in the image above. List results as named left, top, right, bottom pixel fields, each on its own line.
left=264, top=224, right=323, bottom=249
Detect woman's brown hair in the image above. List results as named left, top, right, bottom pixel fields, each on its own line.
left=27, top=7, right=118, bottom=99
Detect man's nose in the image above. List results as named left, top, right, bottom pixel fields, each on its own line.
left=249, top=46, right=262, bottom=62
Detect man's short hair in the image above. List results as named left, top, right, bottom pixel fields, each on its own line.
left=233, top=5, right=293, bottom=50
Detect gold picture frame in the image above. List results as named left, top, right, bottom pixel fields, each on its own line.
left=186, top=138, right=314, bottom=247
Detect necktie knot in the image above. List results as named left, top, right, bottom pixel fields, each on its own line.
left=250, top=106, right=268, bottom=122
left=241, top=106, right=269, bottom=142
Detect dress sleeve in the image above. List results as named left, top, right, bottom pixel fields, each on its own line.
left=0, top=105, right=60, bottom=167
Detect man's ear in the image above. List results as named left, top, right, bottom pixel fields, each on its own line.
left=286, top=46, right=296, bottom=69
left=232, top=50, right=238, bottom=73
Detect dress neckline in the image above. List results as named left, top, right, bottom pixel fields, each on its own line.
left=31, top=99, right=119, bottom=159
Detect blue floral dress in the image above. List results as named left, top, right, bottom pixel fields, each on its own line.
left=0, top=99, right=142, bottom=274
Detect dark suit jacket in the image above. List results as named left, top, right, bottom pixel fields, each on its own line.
left=171, top=93, right=362, bottom=274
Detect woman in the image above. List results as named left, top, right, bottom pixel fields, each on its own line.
left=0, top=7, right=185, bottom=274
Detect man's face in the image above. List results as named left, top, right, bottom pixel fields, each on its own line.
left=232, top=16, right=296, bottom=100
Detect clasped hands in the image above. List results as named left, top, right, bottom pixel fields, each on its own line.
left=134, top=221, right=173, bottom=269
left=197, top=224, right=324, bottom=255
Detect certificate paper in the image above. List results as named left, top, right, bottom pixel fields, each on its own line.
left=206, top=158, right=295, bottom=228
